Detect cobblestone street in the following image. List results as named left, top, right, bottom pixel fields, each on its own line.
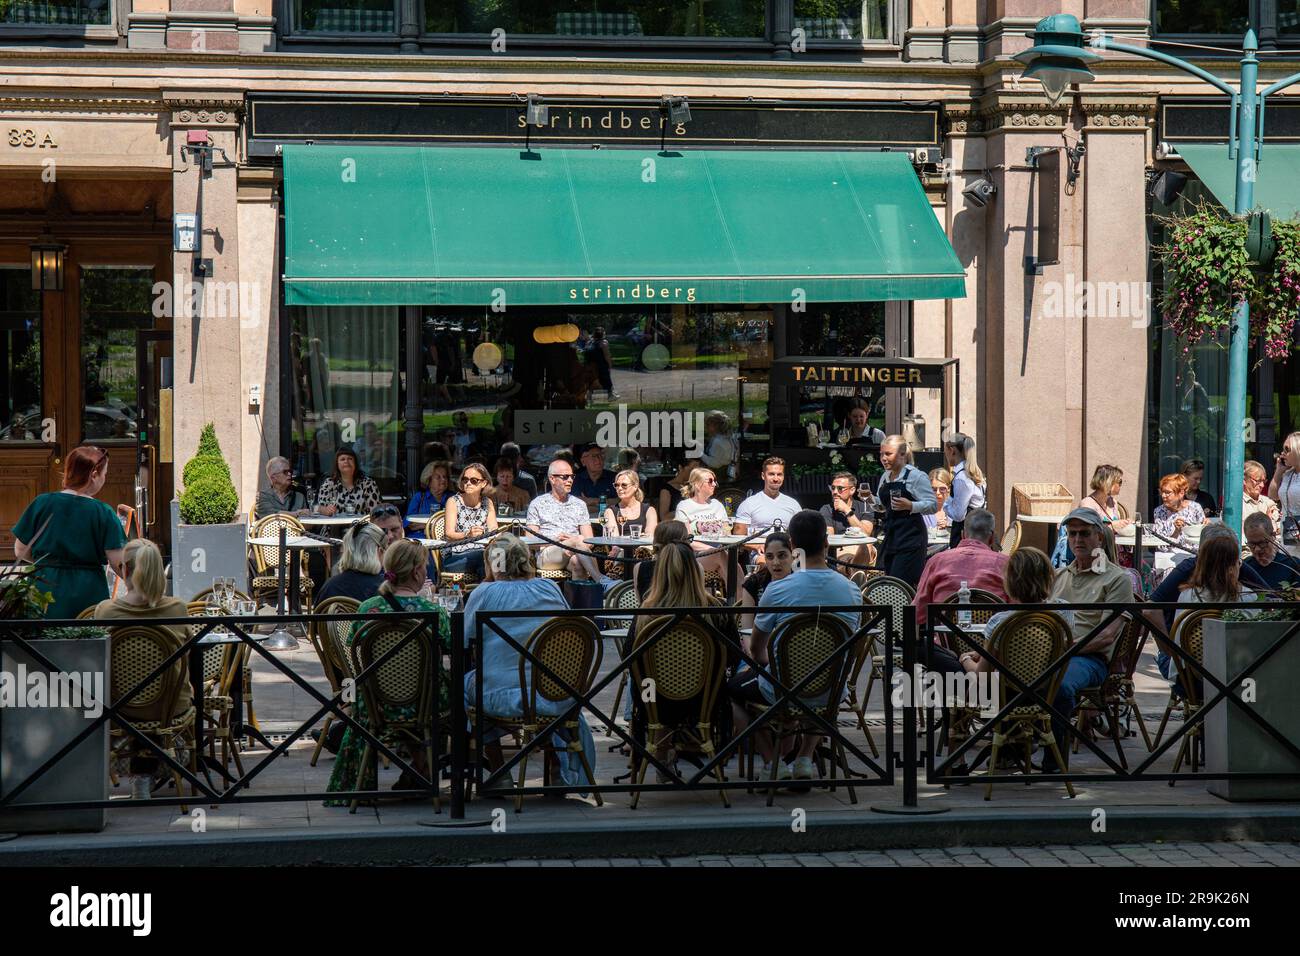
left=475, top=842, right=1300, bottom=867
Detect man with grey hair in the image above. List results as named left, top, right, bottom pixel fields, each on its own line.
left=911, top=507, right=1007, bottom=626
left=256, top=457, right=308, bottom=517
left=526, top=457, right=614, bottom=586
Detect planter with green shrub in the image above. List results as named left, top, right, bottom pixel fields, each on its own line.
left=170, top=422, right=248, bottom=601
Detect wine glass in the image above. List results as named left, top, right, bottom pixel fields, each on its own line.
left=837, top=427, right=850, bottom=445
left=857, top=481, right=873, bottom=502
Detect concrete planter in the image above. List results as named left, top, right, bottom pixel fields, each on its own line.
left=170, top=499, right=249, bottom=601
left=1204, top=619, right=1300, bottom=801
left=0, top=635, right=110, bottom=834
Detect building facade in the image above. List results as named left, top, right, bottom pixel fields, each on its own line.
left=1, top=0, right=1297, bottom=559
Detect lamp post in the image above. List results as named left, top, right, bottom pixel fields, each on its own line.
left=1015, top=14, right=1300, bottom=538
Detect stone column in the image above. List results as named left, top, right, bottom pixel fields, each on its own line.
left=167, top=96, right=247, bottom=513
left=1080, top=97, right=1157, bottom=518
left=944, top=104, right=986, bottom=447
left=237, top=166, right=280, bottom=510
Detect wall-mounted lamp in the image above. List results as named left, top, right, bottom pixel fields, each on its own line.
left=30, top=234, right=66, bottom=292
left=659, top=95, right=691, bottom=152
left=525, top=94, right=549, bottom=127
left=961, top=178, right=997, bottom=208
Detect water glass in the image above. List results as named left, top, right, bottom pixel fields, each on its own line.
left=626, top=523, right=643, bottom=540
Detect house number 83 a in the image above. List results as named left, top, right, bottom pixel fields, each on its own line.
left=8, top=129, right=58, bottom=148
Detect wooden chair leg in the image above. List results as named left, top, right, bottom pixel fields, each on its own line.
left=629, top=751, right=650, bottom=810
left=572, top=727, right=603, bottom=808
left=984, top=737, right=1001, bottom=801
left=1108, top=704, right=1128, bottom=770
left=1043, top=737, right=1076, bottom=798
left=310, top=714, right=332, bottom=767
left=350, top=742, right=373, bottom=814
left=514, top=731, right=531, bottom=814
left=1153, top=694, right=1175, bottom=749
left=1130, top=698, right=1154, bottom=751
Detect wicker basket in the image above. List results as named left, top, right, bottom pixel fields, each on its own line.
left=1012, top=482, right=1074, bottom=517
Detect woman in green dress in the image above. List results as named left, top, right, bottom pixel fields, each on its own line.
left=325, top=538, right=450, bottom=806
left=13, top=446, right=127, bottom=619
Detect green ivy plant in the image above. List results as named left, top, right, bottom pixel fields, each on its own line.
left=178, top=422, right=239, bottom=525
left=1159, top=203, right=1300, bottom=361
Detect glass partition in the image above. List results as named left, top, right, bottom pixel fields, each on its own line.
left=0, top=267, right=41, bottom=443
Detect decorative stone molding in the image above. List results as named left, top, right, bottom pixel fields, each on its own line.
left=945, top=104, right=984, bottom=136
left=0, top=95, right=165, bottom=115
left=1079, top=98, right=1157, bottom=131
left=944, top=26, right=980, bottom=65
left=979, top=100, right=1070, bottom=133
left=904, top=27, right=945, bottom=63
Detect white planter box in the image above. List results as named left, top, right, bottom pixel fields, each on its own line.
left=170, top=499, right=249, bottom=601
left=0, top=635, right=110, bottom=833
left=1204, top=619, right=1300, bottom=801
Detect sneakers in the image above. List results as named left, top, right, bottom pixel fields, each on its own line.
left=792, top=756, right=815, bottom=780
left=130, top=775, right=151, bottom=800
left=759, top=761, right=794, bottom=781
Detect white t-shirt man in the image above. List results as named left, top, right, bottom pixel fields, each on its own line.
left=734, top=491, right=801, bottom=533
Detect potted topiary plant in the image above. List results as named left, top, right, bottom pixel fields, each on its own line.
left=0, top=564, right=111, bottom=834
left=170, top=422, right=248, bottom=601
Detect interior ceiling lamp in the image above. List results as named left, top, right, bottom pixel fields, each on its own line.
left=30, top=234, right=66, bottom=292
left=532, top=323, right=580, bottom=345
left=1013, top=14, right=1101, bottom=107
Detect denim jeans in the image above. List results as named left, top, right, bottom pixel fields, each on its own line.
left=1048, top=653, right=1109, bottom=765
left=443, top=549, right=485, bottom=576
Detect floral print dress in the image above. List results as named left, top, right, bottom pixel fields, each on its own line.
left=324, top=593, right=450, bottom=806
left=316, top=476, right=381, bottom=515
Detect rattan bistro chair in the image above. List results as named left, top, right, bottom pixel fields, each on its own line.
left=745, top=613, right=862, bottom=806
left=859, top=575, right=915, bottom=715
left=347, top=616, right=443, bottom=813
left=470, top=616, right=604, bottom=813
left=183, top=599, right=249, bottom=778
left=108, top=624, right=198, bottom=811
left=980, top=611, right=1076, bottom=801
left=306, top=595, right=361, bottom=766
left=1000, top=520, right=1022, bottom=555
left=1072, top=596, right=1151, bottom=768
left=603, top=580, right=641, bottom=731
left=1154, top=607, right=1220, bottom=784
left=425, top=510, right=476, bottom=588
left=628, top=614, right=730, bottom=809
left=248, top=513, right=313, bottom=610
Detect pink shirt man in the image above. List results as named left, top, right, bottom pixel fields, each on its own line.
left=912, top=538, right=1009, bottom=626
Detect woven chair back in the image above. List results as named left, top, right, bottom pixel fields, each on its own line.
left=521, top=616, right=602, bottom=712
left=109, top=624, right=188, bottom=723
left=985, top=611, right=1071, bottom=719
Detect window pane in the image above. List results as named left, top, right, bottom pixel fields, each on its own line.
left=1155, top=0, right=1249, bottom=34
left=290, top=306, right=401, bottom=493
left=424, top=1, right=767, bottom=38
left=81, top=266, right=153, bottom=443
left=1281, top=0, right=1300, bottom=34
left=296, top=0, right=396, bottom=32
left=0, top=267, right=41, bottom=443
left=1, top=0, right=110, bottom=25
left=796, top=302, right=887, bottom=437
left=794, top=0, right=888, bottom=40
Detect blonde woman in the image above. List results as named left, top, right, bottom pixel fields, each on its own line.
left=408, top=460, right=454, bottom=519
left=443, top=461, right=499, bottom=577
left=1079, top=464, right=1132, bottom=533
left=317, top=521, right=388, bottom=602
left=1269, top=432, right=1300, bottom=550
left=876, top=435, right=938, bottom=586
left=325, top=539, right=450, bottom=805
left=942, top=433, right=987, bottom=547
left=672, top=466, right=731, bottom=580
left=602, top=468, right=657, bottom=578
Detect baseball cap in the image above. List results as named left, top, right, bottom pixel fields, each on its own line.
left=1061, top=507, right=1105, bottom=529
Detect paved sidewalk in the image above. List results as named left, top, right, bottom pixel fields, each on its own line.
left=473, top=841, right=1300, bottom=867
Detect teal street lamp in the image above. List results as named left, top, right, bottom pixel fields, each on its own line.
left=1016, top=14, right=1300, bottom=539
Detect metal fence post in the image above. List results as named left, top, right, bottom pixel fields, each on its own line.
left=449, top=609, right=466, bottom=819
left=902, top=606, right=918, bottom=808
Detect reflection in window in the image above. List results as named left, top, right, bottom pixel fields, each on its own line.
left=296, top=0, right=396, bottom=32
left=1, top=0, right=110, bottom=25
left=0, top=268, right=41, bottom=443
left=1282, top=0, right=1300, bottom=33
left=424, top=0, right=766, bottom=38
left=796, top=302, right=887, bottom=438
left=80, top=267, right=153, bottom=443
left=794, top=0, right=888, bottom=40
left=290, top=306, right=401, bottom=493
left=1155, top=0, right=1249, bottom=34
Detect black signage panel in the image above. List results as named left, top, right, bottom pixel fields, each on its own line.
left=247, top=94, right=941, bottom=153
left=770, top=356, right=948, bottom=389
left=1162, top=98, right=1300, bottom=142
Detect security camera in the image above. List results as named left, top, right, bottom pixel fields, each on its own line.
left=962, top=178, right=997, bottom=208
left=1075, top=143, right=1086, bottom=156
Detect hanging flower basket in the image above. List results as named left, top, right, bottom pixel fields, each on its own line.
left=1159, top=203, right=1300, bottom=361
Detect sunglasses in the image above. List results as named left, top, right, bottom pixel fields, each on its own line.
left=463, top=477, right=487, bottom=486
left=370, top=505, right=400, bottom=518
left=551, top=473, right=575, bottom=481
left=702, top=477, right=717, bottom=485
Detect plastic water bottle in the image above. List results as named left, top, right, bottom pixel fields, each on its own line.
left=956, top=580, right=972, bottom=628
left=597, top=495, right=607, bottom=519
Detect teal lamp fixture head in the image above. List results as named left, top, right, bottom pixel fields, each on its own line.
left=1013, top=14, right=1102, bottom=106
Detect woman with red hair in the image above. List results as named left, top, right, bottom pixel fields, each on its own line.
left=13, top=446, right=127, bottom=619
left=1152, top=472, right=1205, bottom=541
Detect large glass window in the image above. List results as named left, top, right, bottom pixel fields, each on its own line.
left=0, top=267, right=41, bottom=443
left=1282, top=0, right=1300, bottom=34
left=793, top=0, right=888, bottom=41
left=0, top=0, right=110, bottom=26
left=80, top=266, right=153, bottom=443
left=423, top=0, right=767, bottom=38
left=295, top=0, right=396, bottom=33
left=290, top=306, right=401, bottom=491
left=1154, top=0, right=1250, bottom=34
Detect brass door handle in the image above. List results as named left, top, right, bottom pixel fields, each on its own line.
left=144, top=444, right=158, bottom=529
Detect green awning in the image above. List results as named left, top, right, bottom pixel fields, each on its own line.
left=282, top=145, right=966, bottom=307
left=1179, top=142, right=1300, bottom=220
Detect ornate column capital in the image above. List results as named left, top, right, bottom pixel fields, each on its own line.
left=1078, top=97, right=1158, bottom=131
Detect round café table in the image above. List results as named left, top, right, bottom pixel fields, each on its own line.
left=246, top=534, right=331, bottom=614
left=298, top=513, right=365, bottom=529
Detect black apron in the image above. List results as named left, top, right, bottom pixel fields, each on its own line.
left=877, top=468, right=927, bottom=556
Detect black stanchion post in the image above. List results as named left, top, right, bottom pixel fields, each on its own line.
left=902, top=606, right=918, bottom=808
left=450, top=609, right=466, bottom=819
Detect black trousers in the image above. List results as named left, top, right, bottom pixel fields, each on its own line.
left=878, top=546, right=927, bottom=588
